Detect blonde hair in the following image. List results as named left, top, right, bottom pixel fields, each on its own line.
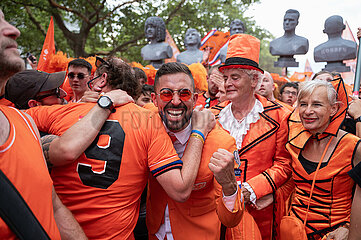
left=298, top=79, right=337, bottom=105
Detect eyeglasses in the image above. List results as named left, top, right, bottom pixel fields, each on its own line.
left=87, top=75, right=101, bottom=89
left=35, top=88, right=61, bottom=101
left=157, top=88, right=193, bottom=102
left=282, top=91, right=297, bottom=96
left=67, top=72, right=88, bottom=80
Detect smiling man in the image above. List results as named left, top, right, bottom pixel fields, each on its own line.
left=148, top=62, right=243, bottom=240
left=212, top=34, right=292, bottom=239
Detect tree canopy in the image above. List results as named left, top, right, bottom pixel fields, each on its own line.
left=1, top=0, right=281, bottom=73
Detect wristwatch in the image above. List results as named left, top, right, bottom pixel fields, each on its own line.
left=355, top=116, right=361, bottom=123
left=97, top=95, right=114, bottom=111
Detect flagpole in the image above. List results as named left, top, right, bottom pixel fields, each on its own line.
left=353, top=32, right=361, bottom=96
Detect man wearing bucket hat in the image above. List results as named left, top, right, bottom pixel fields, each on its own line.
left=5, top=70, right=67, bottom=109
left=212, top=34, right=292, bottom=239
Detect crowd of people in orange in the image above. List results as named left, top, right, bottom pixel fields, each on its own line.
left=1, top=7, right=361, bottom=240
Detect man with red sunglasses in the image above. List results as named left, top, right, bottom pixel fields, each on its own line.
left=146, top=62, right=243, bottom=240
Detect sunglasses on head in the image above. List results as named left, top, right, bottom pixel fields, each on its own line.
left=35, top=87, right=61, bottom=101
left=157, top=88, right=192, bottom=102
left=95, top=56, right=110, bottom=68
left=67, top=72, right=87, bottom=80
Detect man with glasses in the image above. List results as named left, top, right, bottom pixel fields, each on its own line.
left=5, top=69, right=67, bottom=109
left=146, top=62, right=243, bottom=240
left=25, top=58, right=229, bottom=239
left=67, top=58, right=92, bottom=102
left=279, top=82, right=298, bottom=107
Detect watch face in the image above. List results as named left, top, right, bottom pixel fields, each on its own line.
left=99, top=96, right=111, bottom=108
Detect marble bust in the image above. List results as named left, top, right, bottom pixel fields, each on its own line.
left=141, top=16, right=173, bottom=69
left=219, top=19, right=245, bottom=63
left=269, top=9, right=309, bottom=67
left=176, top=28, right=204, bottom=65
left=314, top=15, right=357, bottom=72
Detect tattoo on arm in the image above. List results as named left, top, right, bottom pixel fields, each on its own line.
left=41, top=135, right=58, bottom=163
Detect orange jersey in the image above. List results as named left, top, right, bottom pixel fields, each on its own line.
left=195, top=93, right=219, bottom=109
left=0, top=106, right=61, bottom=240
left=0, top=96, right=14, bottom=107
left=287, top=133, right=359, bottom=239
left=26, top=102, right=181, bottom=239
left=147, top=124, right=243, bottom=240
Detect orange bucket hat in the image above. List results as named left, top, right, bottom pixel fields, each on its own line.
left=219, top=34, right=263, bottom=73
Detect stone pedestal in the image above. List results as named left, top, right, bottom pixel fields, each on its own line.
left=323, top=61, right=350, bottom=72
left=274, top=56, right=299, bottom=68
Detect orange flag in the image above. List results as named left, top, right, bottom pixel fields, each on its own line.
left=37, top=17, right=55, bottom=72
left=165, top=29, right=180, bottom=63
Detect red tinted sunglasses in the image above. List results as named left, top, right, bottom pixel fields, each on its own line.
left=157, top=88, right=192, bottom=102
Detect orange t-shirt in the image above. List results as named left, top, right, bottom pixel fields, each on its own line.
left=0, top=106, right=61, bottom=239
left=26, top=102, right=181, bottom=239
left=0, top=96, right=14, bottom=107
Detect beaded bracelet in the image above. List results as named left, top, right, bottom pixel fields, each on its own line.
left=191, top=130, right=205, bottom=142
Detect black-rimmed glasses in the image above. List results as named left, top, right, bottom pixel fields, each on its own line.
left=35, top=88, right=61, bottom=101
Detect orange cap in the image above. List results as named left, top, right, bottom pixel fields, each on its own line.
left=219, top=34, right=263, bottom=73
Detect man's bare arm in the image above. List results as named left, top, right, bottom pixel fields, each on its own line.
left=156, top=106, right=216, bottom=202
left=52, top=188, right=87, bottom=239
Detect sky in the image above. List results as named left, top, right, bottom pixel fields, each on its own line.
left=244, top=0, right=361, bottom=74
